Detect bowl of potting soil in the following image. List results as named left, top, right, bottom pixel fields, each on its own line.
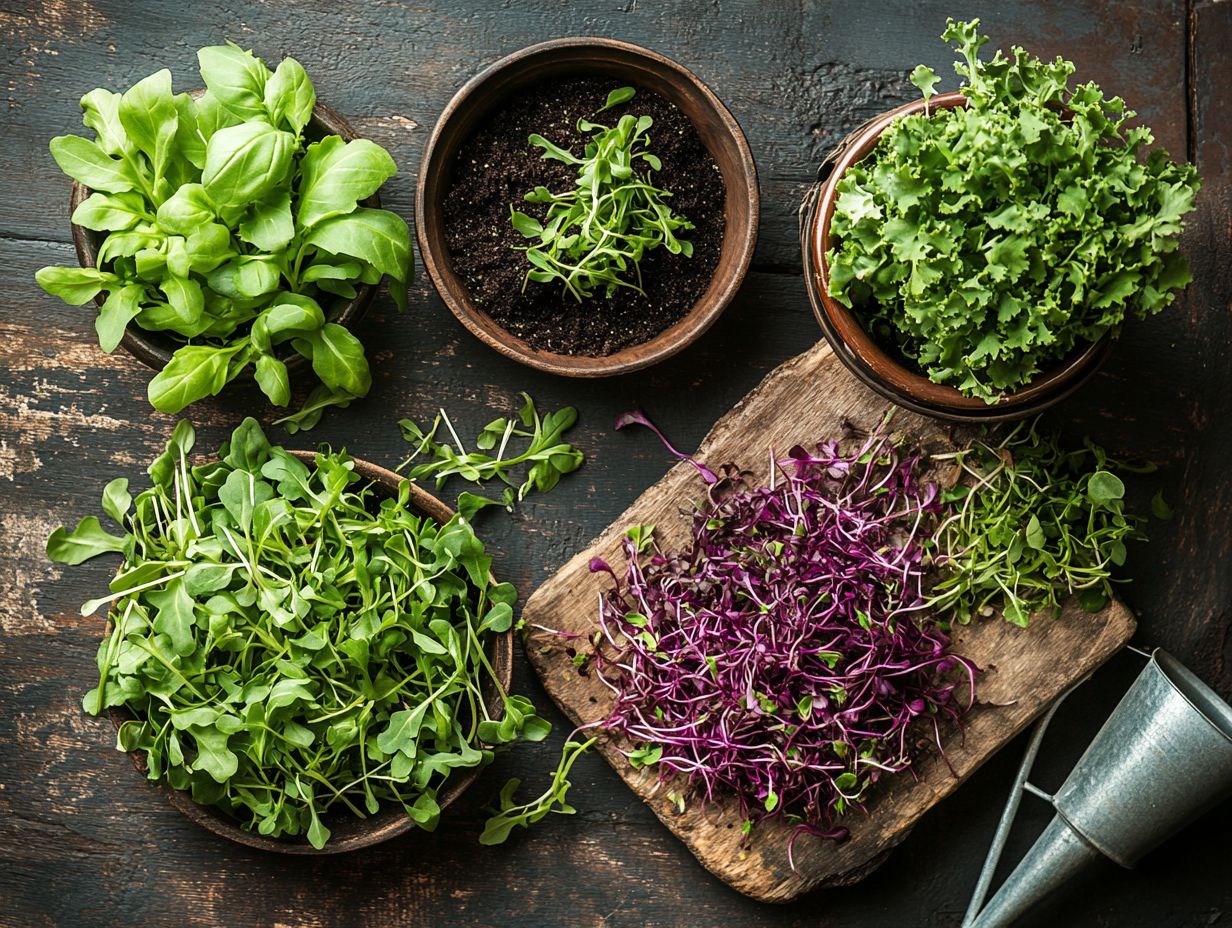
left=417, top=37, right=759, bottom=377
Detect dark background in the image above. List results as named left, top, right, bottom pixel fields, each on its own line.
left=1, top=1, right=1228, bottom=926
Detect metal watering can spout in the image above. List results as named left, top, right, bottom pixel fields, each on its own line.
left=964, top=649, right=1232, bottom=928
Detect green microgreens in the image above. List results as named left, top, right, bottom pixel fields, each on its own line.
left=477, top=736, right=597, bottom=845
left=927, top=419, right=1148, bottom=626
left=47, top=417, right=556, bottom=849
left=826, top=19, right=1200, bottom=402
left=509, top=86, right=693, bottom=302
left=397, top=392, right=583, bottom=517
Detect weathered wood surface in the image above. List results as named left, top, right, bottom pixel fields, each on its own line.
left=524, top=341, right=1138, bottom=902
left=0, top=1, right=1229, bottom=927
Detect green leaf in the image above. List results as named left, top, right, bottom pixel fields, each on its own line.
left=910, top=64, right=940, bottom=101
left=117, top=69, right=179, bottom=182
left=155, top=183, right=216, bottom=236
left=1150, top=490, right=1174, bottom=521
left=296, top=138, right=397, bottom=228
left=100, top=478, right=131, bottom=523
left=238, top=189, right=294, bottom=252
left=1024, top=514, right=1045, bottom=550
left=157, top=277, right=205, bottom=330
left=79, top=88, right=128, bottom=155
left=147, top=343, right=245, bottom=413
left=1087, top=470, right=1126, bottom=503
left=304, top=208, right=411, bottom=285
left=262, top=56, right=315, bottom=134
left=47, top=516, right=126, bottom=564
left=71, top=191, right=149, bottom=232
left=598, top=85, right=636, bottom=112
left=35, top=266, right=111, bottom=305
left=300, top=323, right=371, bottom=397
left=49, top=135, right=139, bottom=193
left=96, top=284, right=144, bottom=353
left=197, top=43, right=271, bottom=122
left=254, top=355, right=291, bottom=407
left=202, top=121, right=296, bottom=208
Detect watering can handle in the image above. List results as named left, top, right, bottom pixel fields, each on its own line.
left=960, top=678, right=1089, bottom=928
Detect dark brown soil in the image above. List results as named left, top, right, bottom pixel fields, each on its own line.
left=443, top=77, right=726, bottom=356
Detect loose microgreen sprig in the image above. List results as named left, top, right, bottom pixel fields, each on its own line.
left=927, top=420, right=1147, bottom=626
left=827, top=20, right=1199, bottom=402
left=47, top=418, right=556, bottom=848
left=398, top=393, right=584, bottom=516
left=509, top=86, right=693, bottom=302
left=478, top=736, right=597, bottom=845
left=35, top=43, right=412, bottom=428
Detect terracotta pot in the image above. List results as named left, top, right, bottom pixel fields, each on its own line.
left=107, top=453, right=513, bottom=854
left=70, top=99, right=379, bottom=373
left=801, top=90, right=1111, bottom=423
left=417, top=36, right=760, bottom=377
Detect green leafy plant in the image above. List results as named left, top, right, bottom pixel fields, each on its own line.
left=35, top=43, right=412, bottom=429
left=509, top=86, right=693, bottom=302
left=826, top=19, right=1200, bottom=402
left=398, top=393, right=584, bottom=516
left=927, top=420, right=1147, bottom=626
left=47, top=418, right=553, bottom=848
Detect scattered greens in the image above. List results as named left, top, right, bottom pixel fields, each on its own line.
left=510, top=86, right=693, bottom=302
left=576, top=415, right=976, bottom=850
left=48, top=418, right=552, bottom=848
left=398, top=393, right=584, bottom=515
left=36, top=43, right=412, bottom=428
left=826, top=19, right=1200, bottom=402
left=927, top=420, right=1146, bottom=626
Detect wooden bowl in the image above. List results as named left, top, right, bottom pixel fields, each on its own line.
left=802, top=91, right=1112, bottom=423
left=107, top=452, right=514, bottom=854
left=416, top=36, right=760, bottom=377
left=70, top=99, right=379, bottom=373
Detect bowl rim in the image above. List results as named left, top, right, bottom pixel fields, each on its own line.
left=806, top=89, right=1111, bottom=419
left=70, top=98, right=379, bottom=373
left=106, top=451, right=514, bottom=854
left=415, top=35, right=760, bottom=378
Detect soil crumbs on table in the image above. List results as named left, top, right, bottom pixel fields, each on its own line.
left=444, top=77, right=726, bottom=357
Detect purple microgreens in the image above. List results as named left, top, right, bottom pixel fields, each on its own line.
left=615, top=409, right=719, bottom=485
left=585, top=429, right=978, bottom=860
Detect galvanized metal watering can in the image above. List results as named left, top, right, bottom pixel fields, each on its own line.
left=963, top=648, right=1232, bottom=928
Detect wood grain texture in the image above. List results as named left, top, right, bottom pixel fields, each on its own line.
left=523, top=341, right=1136, bottom=902
left=0, top=2, right=1228, bottom=927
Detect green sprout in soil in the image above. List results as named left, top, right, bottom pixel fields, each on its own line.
left=509, top=86, right=693, bottom=302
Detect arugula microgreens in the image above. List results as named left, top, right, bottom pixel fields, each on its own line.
left=47, top=418, right=557, bottom=849
left=509, top=86, right=693, bottom=302
left=398, top=393, right=584, bottom=517
left=35, top=42, right=412, bottom=429
left=826, top=19, right=1200, bottom=402
left=927, top=420, right=1148, bottom=626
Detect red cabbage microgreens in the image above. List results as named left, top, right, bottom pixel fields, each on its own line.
left=615, top=410, right=718, bottom=485
left=590, top=418, right=977, bottom=857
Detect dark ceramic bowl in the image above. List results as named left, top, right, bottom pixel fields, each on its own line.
left=802, top=91, right=1112, bottom=423
left=70, top=99, right=379, bottom=373
left=107, top=452, right=513, bottom=854
left=416, top=36, right=760, bottom=377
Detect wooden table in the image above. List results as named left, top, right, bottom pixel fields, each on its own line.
left=1, top=2, right=1228, bottom=926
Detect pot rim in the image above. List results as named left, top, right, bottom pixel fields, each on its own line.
left=106, top=452, right=514, bottom=854
left=70, top=98, right=380, bottom=373
left=806, top=90, right=1111, bottom=418
left=415, top=35, right=760, bottom=378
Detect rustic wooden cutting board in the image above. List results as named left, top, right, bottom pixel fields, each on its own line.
left=522, top=340, right=1135, bottom=903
